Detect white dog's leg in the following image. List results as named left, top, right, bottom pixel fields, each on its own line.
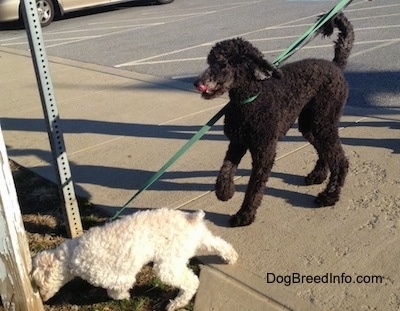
left=166, top=269, right=199, bottom=311
left=200, top=230, right=238, bottom=264
left=105, top=263, right=142, bottom=300
left=154, top=262, right=199, bottom=311
left=106, top=288, right=131, bottom=300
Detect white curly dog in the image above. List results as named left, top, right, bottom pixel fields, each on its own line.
left=31, top=208, right=238, bottom=311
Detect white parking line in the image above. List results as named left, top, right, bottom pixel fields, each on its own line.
left=351, top=12, right=400, bottom=21
left=355, top=24, right=400, bottom=31
left=87, top=12, right=216, bottom=25
left=44, top=23, right=164, bottom=35
left=0, top=35, right=28, bottom=43
left=172, top=74, right=199, bottom=80
left=350, top=40, right=400, bottom=58
left=114, top=45, right=210, bottom=68
left=127, top=57, right=206, bottom=66
left=1, top=22, right=168, bottom=49
left=140, top=1, right=263, bottom=16
left=1, top=36, right=102, bottom=47
left=347, top=2, right=400, bottom=12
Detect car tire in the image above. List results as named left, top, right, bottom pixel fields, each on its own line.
left=36, top=0, right=55, bottom=27
left=156, top=0, right=174, bottom=4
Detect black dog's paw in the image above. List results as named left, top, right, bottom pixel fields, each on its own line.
left=216, top=187, right=235, bottom=201
left=315, top=191, right=339, bottom=207
left=215, top=177, right=235, bottom=201
left=229, top=213, right=255, bottom=227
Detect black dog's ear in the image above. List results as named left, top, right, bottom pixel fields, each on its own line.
left=254, top=68, right=269, bottom=80
left=240, top=38, right=282, bottom=80
left=251, top=57, right=282, bottom=80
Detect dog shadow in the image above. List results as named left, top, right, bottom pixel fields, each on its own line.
left=45, top=278, right=110, bottom=306
left=203, top=211, right=233, bottom=227
left=92, top=169, right=323, bottom=229
left=199, top=190, right=318, bottom=228
left=45, top=277, right=176, bottom=308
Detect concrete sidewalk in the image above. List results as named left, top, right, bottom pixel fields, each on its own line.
left=1, top=47, right=400, bottom=311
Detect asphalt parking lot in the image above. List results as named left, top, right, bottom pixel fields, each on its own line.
left=1, top=0, right=399, bottom=107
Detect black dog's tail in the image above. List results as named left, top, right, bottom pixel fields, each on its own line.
left=320, top=12, right=354, bottom=70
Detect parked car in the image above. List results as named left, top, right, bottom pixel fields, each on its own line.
left=0, top=0, right=174, bottom=27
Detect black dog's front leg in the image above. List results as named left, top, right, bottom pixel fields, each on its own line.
left=230, top=145, right=276, bottom=227
left=215, top=142, right=247, bottom=201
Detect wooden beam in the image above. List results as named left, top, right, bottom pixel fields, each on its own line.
left=0, top=125, right=44, bottom=311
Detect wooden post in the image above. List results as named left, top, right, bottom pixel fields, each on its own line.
left=0, top=125, right=44, bottom=311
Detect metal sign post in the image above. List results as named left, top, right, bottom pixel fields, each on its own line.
left=20, top=0, right=83, bottom=238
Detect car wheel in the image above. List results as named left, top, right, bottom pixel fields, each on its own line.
left=156, top=0, right=174, bottom=4
left=36, top=0, right=55, bottom=27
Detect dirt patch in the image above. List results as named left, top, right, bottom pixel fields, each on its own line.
left=1, top=160, right=198, bottom=311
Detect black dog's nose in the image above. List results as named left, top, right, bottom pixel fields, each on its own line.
left=194, top=80, right=207, bottom=92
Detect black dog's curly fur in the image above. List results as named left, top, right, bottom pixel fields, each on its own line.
left=194, top=13, right=355, bottom=227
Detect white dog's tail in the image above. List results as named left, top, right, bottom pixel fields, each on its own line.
left=186, top=210, right=205, bottom=223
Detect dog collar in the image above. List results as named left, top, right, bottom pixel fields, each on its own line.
left=240, top=92, right=260, bottom=105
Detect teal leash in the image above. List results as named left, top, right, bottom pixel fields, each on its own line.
left=108, top=0, right=353, bottom=221
left=241, top=92, right=260, bottom=105
left=108, top=105, right=228, bottom=221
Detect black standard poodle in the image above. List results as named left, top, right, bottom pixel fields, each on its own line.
left=194, top=13, right=355, bottom=227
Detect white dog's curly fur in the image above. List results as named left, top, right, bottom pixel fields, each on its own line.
left=31, top=208, right=238, bottom=311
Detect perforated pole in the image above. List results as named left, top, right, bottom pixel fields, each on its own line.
left=20, top=0, right=83, bottom=238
